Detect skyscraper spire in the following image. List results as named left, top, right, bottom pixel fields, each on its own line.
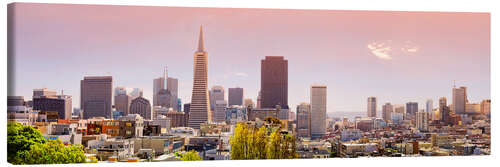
left=197, top=25, right=204, bottom=52
left=164, top=66, right=168, bottom=89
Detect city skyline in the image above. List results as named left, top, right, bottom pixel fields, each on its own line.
left=8, top=3, right=490, bottom=112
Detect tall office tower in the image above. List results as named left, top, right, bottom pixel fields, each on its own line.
left=453, top=86, right=467, bottom=114
left=480, top=99, right=491, bottom=115
left=310, top=85, right=327, bottom=139
left=416, top=111, right=429, bottom=131
left=33, top=88, right=56, bottom=98
left=243, top=98, right=254, bottom=108
left=256, top=91, right=262, bottom=108
left=382, top=102, right=393, bottom=122
left=426, top=99, right=433, bottom=113
left=114, top=86, right=127, bottom=95
left=156, top=89, right=172, bottom=108
left=209, top=85, right=225, bottom=111
left=439, top=97, right=447, bottom=108
left=394, top=105, right=405, bottom=114
left=81, top=76, right=112, bottom=119
left=32, top=89, right=72, bottom=120
left=188, top=26, right=210, bottom=129
left=130, top=96, right=152, bottom=120
left=260, top=56, right=288, bottom=109
left=296, top=102, right=311, bottom=138
left=213, top=100, right=227, bottom=123
left=130, top=88, right=143, bottom=99
left=167, top=77, right=179, bottom=107
left=367, top=97, right=377, bottom=117
left=228, top=87, right=244, bottom=106
left=114, top=87, right=131, bottom=115
left=153, top=77, right=164, bottom=106
left=406, top=102, right=418, bottom=116
left=440, top=106, right=451, bottom=124
left=183, top=103, right=191, bottom=115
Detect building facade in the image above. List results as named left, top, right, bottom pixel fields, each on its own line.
left=228, top=87, right=243, bottom=106
left=81, top=76, right=113, bottom=119
left=382, top=102, right=393, bottom=122
left=296, top=102, right=311, bottom=138
left=426, top=99, right=433, bottom=113
left=114, top=89, right=131, bottom=116
left=188, top=26, right=210, bottom=129
left=129, top=96, right=152, bottom=120
left=406, top=102, right=419, bottom=116
left=453, top=86, right=467, bottom=114
left=310, top=85, right=327, bottom=139
left=32, top=89, right=72, bottom=120
left=213, top=100, right=227, bottom=123
left=367, top=97, right=377, bottom=117
left=260, top=56, right=288, bottom=109
left=209, top=86, right=225, bottom=111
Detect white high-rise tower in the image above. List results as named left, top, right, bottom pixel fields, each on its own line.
left=310, top=85, right=327, bottom=139
left=188, top=26, right=210, bottom=129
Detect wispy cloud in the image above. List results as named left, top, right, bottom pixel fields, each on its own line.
left=367, top=41, right=392, bottom=60
left=368, top=40, right=419, bottom=60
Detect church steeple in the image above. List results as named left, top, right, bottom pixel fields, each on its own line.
left=197, top=25, right=204, bottom=52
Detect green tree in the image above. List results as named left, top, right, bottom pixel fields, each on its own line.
left=22, top=139, right=86, bottom=164
left=7, top=122, right=86, bottom=164
left=7, top=122, right=46, bottom=164
left=180, top=150, right=202, bottom=161
left=229, top=119, right=297, bottom=160
left=254, top=126, right=268, bottom=159
left=267, top=129, right=282, bottom=159
left=229, top=123, right=249, bottom=159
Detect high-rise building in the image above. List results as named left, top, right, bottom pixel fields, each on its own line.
left=310, top=85, right=327, bottom=139
left=382, top=102, right=393, bottom=122
left=167, top=77, right=179, bottom=108
left=367, top=97, right=377, bottom=117
left=256, top=91, right=262, bottom=108
left=81, top=76, right=112, bottom=119
left=156, top=89, right=172, bottom=108
left=184, top=103, right=191, bottom=115
left=481, top=99, right=491, bottom=115
left=416, top=110, right=429, bottom=131
left=153, top=77, right=164, bottom=106
left=440, top=97, right=451, bottom=124
left=32, top=89, right=72, bottom=120
left=439, top=97, right=447, bottom=109
left=129, top=96, right=152, bottom=120
left=209, top=86, right=225, bottom=111
left=296, top=102, right=311, bottom=138
left=260, top=56, right=288, bottom=109
left=188, top=26, right=210, bottom=129
left=466, top=103, right=481, bottom=113
left=243, top=98, right=254, bottom=108
left=114, top=87, right=131, bottom=115
left=394, top=105, right=405, bottom=114
left=33, top=88, right=56, bottom=98
left=228, top=87, right=244, bottom=106
left=213, top=100, right=227, bottom=123
left=406, top=102, right=418, bottom=116
left=453, top=86, right=467, bottom=114
left=426, top=99, right=433, bottom=113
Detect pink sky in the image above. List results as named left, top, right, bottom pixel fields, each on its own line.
left=9, top=3, right=490, bottom=113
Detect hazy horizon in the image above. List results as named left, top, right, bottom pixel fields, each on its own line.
left=8, top=3, right=490, bottom=113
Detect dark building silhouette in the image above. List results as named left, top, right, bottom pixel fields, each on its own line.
left=260, top=56, right=288, bottom=109
left=81, top=76, right=113, bottom=119
left=129, top=96, right=152, bottom=120
left=228, top=87, right=243, bottom=106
